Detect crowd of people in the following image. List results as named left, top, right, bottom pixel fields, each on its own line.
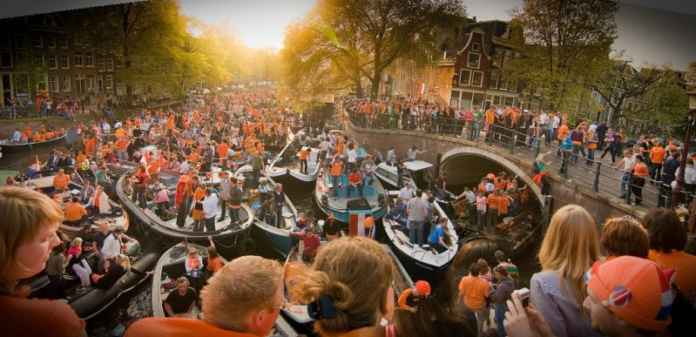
left=2, top=89, right=696, bottom=337
left=2, top=182, right=695, bottom=337
left=344, top=96, right=696, bottom=216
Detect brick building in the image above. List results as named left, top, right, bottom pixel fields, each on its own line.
left=386, top=18, right=527, bottom=111
left=0, top=11, right=118, bottom=108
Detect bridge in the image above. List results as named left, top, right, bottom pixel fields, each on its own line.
left=342, top=114, right=651, bottom=223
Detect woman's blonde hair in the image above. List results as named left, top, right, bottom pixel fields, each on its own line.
left=290, top=236, right=393, bottom=335
left=0, top=186, right=63, bottom=286
left=70, top=237, right=82, bottom=248
left=538, top=204, right=599, bottom=306
left=115, top=254, right=130, bottom=270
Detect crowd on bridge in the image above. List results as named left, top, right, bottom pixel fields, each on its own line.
left=344, top=96, right=696, bottom=224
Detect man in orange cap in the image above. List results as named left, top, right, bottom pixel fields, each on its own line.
left=397, top=280, right=431, bottom=311
left=583, top=256, right=675, bottom=337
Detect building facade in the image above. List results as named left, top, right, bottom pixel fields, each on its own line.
left=0, top=12, right=118, bottom=108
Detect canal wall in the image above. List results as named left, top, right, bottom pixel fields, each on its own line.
left=344, top=122, right=641, bottom=224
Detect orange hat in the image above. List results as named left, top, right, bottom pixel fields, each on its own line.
left=415, top=280, right=431, bottom=296
left=585, top=256, right=675, bottom=332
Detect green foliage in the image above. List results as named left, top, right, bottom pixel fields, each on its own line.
left=507, top=0, right=619, bottom=111
left=624, top=69, right=688, bottom=130
left=281, top=0, right=466, bottom=101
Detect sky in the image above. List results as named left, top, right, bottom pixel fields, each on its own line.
left=0, top=0, right=694, bottom=70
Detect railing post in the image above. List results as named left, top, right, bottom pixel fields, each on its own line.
left=593, top=162, right=601, bottom=193
left=510, top=134, right=516, bottom=155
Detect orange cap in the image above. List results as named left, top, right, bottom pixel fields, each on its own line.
left=586, top=256, right=675, bottom=332
left=415, top=280, right=431, bottom=296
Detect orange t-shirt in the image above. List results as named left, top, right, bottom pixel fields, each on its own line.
left=64, top=202, right=87, bottom=222
left=650, top=146, right=666, bottom=164
left=53, top=173, right=70, bottom=190
left=458, top=275, right=490, bottom=311
left=487, top=194, right=500, bottom=210
left=0, top=295, right=85, bottom=337
left=557, top=125, right=569, bottom=140
left=115, top=138, right=129, bottom=151
left=648, top=250, right=696, bottom=299
left=298, top=149, right=309, bottom=161
left=497, top=196, right=510, bottom=215
left=330, top=162, right=343, bottom=177
left=114, top=128, right=127, bottom=139
left=217, top=143, right=229, bottom=159
left=124, top=317, right=258, bottom=337
left=633, top=162, right=649, bottom=177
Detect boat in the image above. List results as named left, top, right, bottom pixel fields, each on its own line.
left=380, top=193, right=459, bottom=284
left=22, top=173, right=129, bottom=236
left=265, top=133, right=295, bottom=179
left=375, top=160, right=434, bottom=191
left=115, top=172, right=255, bottom=242
left=314, top=167, right=387, bottom=223
left=152, top=242, right=299, bottom=337
left=287, top=145, right=321, bottom=182
left=29, top=243, right=158, bottom=320
left=0, top=134, right=66, bottom=154
left=151, top=242, right=223, bottom=318
left=250, top=177, right=301, bottom=258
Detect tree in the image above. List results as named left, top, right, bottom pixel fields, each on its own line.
left=508, top=0, right=619, bottom=111
left=591, top=60, right=662, bottom=126
left=622, top=68, right=688, bottom=133
left=282, top=0, right=465, bottom=100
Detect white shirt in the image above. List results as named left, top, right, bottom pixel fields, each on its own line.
left=179, top=161, right=191, bottom=174
left=399, top=186, right=415, bottom=201
left=551, top=116, right=560, bottom=128
left=101, top=233, right=121, bottom=259
left=203, top=193, right=220, bottom=219
left=347, top=149, right=357, bottom=163
left=685, top=165, right=696, bottom=184
left=622, top=156, right=637, bottom=173
left=386, top=149, right=396, bottom=163
left=539, top=113, right=549, bottom=125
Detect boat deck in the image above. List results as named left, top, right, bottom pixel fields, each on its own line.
left=317, top=171, right=383, bottom=210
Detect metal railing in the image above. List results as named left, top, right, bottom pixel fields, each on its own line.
left=344, top=106, right=690, bottom=210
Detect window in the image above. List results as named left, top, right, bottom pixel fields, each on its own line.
left=61, top=76, right=71, bottom=92
left=60, top=55, right=69, bottom=69
left=74, top=54, right=82, bottom=67
left=106, top=56, right=114, bottom=71
left=105, top=74, right=113, bottom=90
left=0, top=33, right=9, bottom=48
left=32, top=34, right=43, bottom=48
left=47, top=36, right=56, bottom=48
left=14, top=50, right=27, bottom=66
left=48, top=76, right=58, bottom=92
left=87, top=76, right=94, bottom=90
left=1, top=51, right=12, bottom=68
left=84, top=53, right=93, bottom=67
left=467, top=52, right=481, bottom=69
left=490, top=70, right=499, bottom=89
left=47, top=55, right=57, bottom=69
left=59, top=36, right=68, bottom=49
left=472, top=71, right=483, bottom=87
left=33, top=54, right=45, bottom=67
left=499, top=76, right=508, bottom=91
left=507, top=79, right=516, bottom=92
left=472, top=42, right=481, bottom=52
left=494, top=96, right=502, bottom=105
left=459, top=69, right=471, bottom=86
left=15, top=34, right=26, bottom=49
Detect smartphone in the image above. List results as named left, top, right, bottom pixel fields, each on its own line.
left=513, top=287, right=530, bottom=307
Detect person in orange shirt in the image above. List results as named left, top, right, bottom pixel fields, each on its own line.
left=557, top=122, right=569, bottom=145
left=631, top=156, right=650, bottom=205
left=643, top=209, right=696, bottom=301
left=397, top=280, right=431, bottom=311
left=52, top=169, right=70, bottom=191
left=458, top=260, right=491, bottom=334
left=84, top=136, right=97, bottom=157
left=649, top=142, right=666, bottom=182
left=298, top=147, right=309, bottom=174
left=63, top=197, right=87, bottom=227
left=115, top=137, right=129, bottom=161
left=330, top=158, right=343, bottom=196
left=486, top=192, right=500, bottom=230
left=217, top=142, right=229, bottom=161
left=125, top=256, right=283, bottom=337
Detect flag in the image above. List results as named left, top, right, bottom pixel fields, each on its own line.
left=348, top=211, right=366, bottom=237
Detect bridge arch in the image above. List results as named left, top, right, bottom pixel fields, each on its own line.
left=441, top=146, right=545, bottom=207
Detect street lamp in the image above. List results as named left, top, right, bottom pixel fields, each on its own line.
left=672, top=63, right=696, bottom=207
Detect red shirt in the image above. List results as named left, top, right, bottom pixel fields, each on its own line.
left=0, top=295, right=85, bottom=337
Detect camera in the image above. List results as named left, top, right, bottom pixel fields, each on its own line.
left=513, top=287, right=530, bottom=307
